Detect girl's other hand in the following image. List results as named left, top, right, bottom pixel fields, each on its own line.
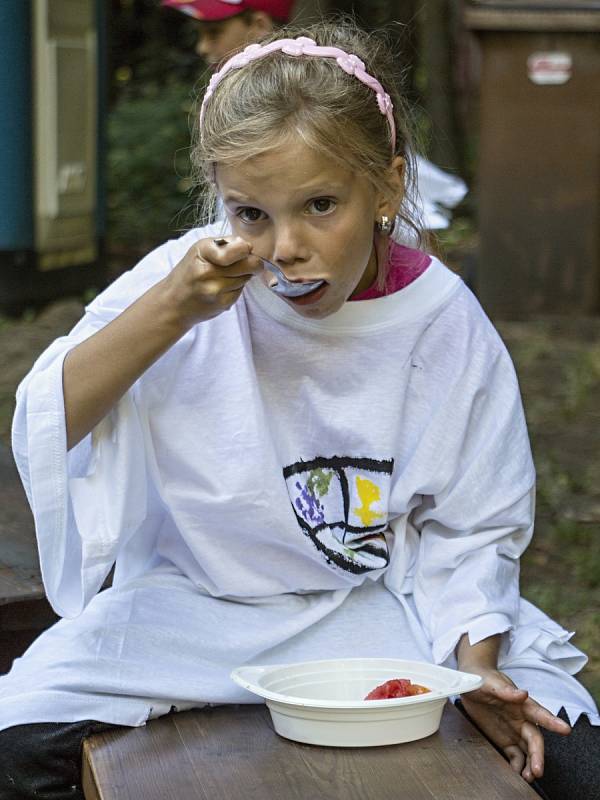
left=162, top=236, right=262, bottom=331
left=459, top=668, right=571, bottom=783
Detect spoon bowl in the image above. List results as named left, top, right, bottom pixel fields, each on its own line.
left=260, top=258, right=325, bottom=298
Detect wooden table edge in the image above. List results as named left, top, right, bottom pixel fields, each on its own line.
left=82, top=702, right=541, bottom=800
left=82, top=737, right=103, bottom=800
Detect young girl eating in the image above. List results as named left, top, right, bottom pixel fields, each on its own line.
left=1, top=20, right=598, bottom=800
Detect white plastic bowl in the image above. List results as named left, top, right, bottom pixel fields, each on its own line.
left=231, top=658, right=482, bottom=747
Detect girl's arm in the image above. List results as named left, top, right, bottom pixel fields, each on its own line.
left=63, top=278, right=186, bottom=450
left=408, top=299, right=577, bottom=783
left=63, top=237, right=260, bottom=450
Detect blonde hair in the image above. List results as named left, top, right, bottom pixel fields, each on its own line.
left=191, top=18, right=426, bottom=285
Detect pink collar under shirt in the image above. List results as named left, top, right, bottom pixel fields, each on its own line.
left=350, top=242, right=431, bottom=301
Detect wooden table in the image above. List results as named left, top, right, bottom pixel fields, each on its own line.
left=83, top=703, right=539, bottom=800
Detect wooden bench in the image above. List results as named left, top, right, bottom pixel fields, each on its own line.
left=0, top=443, right=58, bottom=673
left=83, top=703, right=539, bottom=800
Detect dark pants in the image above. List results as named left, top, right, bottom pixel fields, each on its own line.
left=536, top=709, right=600, bottom=800
left=0, top=720, right=119, bottom=800
left=0, top=708, right=598, bottom=800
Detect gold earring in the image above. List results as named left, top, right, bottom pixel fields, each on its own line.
left=376, top=215, right=393, bottom=235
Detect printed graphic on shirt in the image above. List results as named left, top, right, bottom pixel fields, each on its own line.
left=283, top=456, right=394, bottom=574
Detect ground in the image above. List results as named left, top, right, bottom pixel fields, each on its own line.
left=1, top=298, right=598, bottom=704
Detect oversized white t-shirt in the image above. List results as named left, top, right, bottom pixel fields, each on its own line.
left=2, top=224, right=597, bottom=731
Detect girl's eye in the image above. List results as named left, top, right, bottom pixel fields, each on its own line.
left=237, top=207, right=266, bottom=223
left=308, top=198, right=336, bottom=215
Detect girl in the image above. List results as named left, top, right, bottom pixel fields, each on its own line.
left=1, top=20, right=598, bottom=800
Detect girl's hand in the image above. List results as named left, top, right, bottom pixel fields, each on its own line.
left=459, top=668, right=571, bottom=782
left=162, top=236, right=262, bottom=330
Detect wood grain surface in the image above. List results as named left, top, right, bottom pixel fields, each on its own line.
left=83, top=703, right=539, bottom=800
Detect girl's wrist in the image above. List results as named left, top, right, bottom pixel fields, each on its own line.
left=456, top=633, right=502, bottom=672
left=151, top=275, right=197, bottom=339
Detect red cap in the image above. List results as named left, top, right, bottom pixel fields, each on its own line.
left=161, top=0, right=293, bottom=22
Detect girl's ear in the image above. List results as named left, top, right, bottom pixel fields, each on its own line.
left=375, top=156, right=405, bottom=221
left=248, top=11, right=275, bottom=37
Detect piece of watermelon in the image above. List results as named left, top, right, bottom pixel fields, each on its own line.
left=364, top=678, right=430, bottom=700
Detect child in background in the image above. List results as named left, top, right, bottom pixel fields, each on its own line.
left=1, top=19, right=598, bottom=800
left=162, top=0, right=294, bottom=69
left=161, top=0, right=468, bottom=230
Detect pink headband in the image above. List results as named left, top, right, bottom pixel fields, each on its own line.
left=199, top=36, right=396, bottom=152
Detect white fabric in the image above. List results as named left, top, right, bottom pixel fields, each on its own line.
left=3, top=224, right=597, bottom=732
left=414, top=155, right=467, bottom=230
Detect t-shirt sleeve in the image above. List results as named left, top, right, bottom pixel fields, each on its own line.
left=410, top=315, right=536, bottom=665
left=11, top=227, right=220, bottom=618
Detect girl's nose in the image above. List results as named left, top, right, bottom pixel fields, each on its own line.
left=272, top=223, right=308, bottom=266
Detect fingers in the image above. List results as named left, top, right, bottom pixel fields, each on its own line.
left=203, top=236, right=250, bottom=265
left=195, top=237, right=263, bottom=278
left=503, top=705, right=567, bottom=783
left=489, top=677, right=570, bottom=736
left=165, top=235, right=265, bottom=327
left=504, top=745, right=525, bottom=776
left=520, top=722, right=545, bottom=780
left=523, top=697, right=572, bottom=735
left=504, top=724, right=543, bottom=783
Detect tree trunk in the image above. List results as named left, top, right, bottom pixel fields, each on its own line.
left=291, top=0, right=335, bottom=23
left=419, top=0, right=466, bottom=173
left=308, top=1, right=419, bottom=101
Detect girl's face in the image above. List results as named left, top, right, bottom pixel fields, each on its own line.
left=216, top=139, right=390, bottom=319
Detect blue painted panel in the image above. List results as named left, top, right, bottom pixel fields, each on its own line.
left=0, top=1, right=33, bottom=249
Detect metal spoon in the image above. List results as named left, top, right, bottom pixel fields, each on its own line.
left=259, top=257, right=325, bottom=298
left=213, top=238, right=324, bottom=298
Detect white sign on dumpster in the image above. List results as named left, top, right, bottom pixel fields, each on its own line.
left=527, top=52, right=572, bottom=85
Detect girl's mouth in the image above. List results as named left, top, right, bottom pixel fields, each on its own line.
left=285, top=281, right=329, bottom=306
left=260, top=257, right=325, bottom=298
